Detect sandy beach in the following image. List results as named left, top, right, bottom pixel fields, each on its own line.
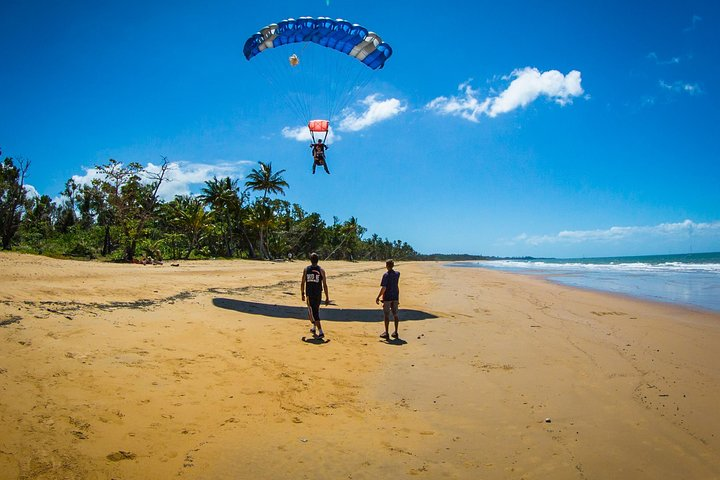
left=1, top=252, right=719, bottom=479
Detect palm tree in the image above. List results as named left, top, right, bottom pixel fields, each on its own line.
left=164, top=195, right=212, bottom=259
left=244, top=161, right=289, bottom=200
left=244, top=162, right=289, bottom=259
left=326, top=216, right=366, bottom=261
left=200, top=176, right=242, bottom=257
left=247, top=199, right=276, bottom=259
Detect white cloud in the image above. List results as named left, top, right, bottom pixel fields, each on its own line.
left=425, top=81, right=491, bottom=123
left=72, top=160, right=253, bottom=201
left=281, top=94, right=405, bottom=141
left=71, top=167, right=104, bottom=187
left=491, top=68, right=584, bottom=114
left=511, top=220, right=720, bottom=247
left=426, top=67, right=585, bottom=122
left=282, top=125, right=339, bottom=144
left=24, top=184, right=40, bottom=199
left=153, top=161, right=253, bottom=199
left=282, top=126, right=312, bottom=142
left=337, top=94, right=406, bottom=132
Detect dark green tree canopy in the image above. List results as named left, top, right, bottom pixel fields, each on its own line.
left=9, top=155, right=420, bottom=261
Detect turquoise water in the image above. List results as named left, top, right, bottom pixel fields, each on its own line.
left=450, top=252, right=720, bottom=313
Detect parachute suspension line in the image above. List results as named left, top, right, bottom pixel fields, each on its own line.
left=247, top=49, right=311, bottom=126
left=264, top=38, right=372, bottom=129
left=244, top=17, right=394, bottom=142
left=319, top=39, right=379, bottom=127
left=299, top=38, right=312, bottom=56
left=327, top=65, right=375, bottom=127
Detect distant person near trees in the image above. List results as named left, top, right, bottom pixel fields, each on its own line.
left=301, top=252, right=330, bottom=338
left=376, top=259, right=400, bottom=339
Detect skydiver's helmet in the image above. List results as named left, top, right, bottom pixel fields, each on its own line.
left=317, top=139, right=323, bottom=143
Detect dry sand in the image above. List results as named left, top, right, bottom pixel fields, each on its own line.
left=1, top=252, right=719, bottom=479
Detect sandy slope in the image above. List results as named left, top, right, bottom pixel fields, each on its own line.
left=1, top=252, right=719, bottom=479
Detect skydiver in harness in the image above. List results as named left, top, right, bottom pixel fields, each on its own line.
left=307, top=119, right=331, bottom=174
left=310, top=138, right=330, bottom=174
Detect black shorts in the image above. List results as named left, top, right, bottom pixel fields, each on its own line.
left=306, top=294, right=322, bottom=322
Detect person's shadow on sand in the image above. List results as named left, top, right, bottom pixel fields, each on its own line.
left=212, top=298, right=437, bottom=323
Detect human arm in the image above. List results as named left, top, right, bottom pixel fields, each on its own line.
left=321, top=268, right=330, bottom=305
left=300, top=271, right=306, bottom=302
left=376, top=273, right=387, bottom=304
left=376, top=286, right=386, bottom=305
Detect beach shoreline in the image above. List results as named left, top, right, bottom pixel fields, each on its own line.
left=1, top=252, right=719, bottom=479
left=452, top=254, right=720, bottom=314
left=478, top=266, right=720, bottom=316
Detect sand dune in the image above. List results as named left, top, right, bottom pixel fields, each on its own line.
left=1, top=252, right=719, bottom=479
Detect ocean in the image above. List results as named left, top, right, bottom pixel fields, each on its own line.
left=449, top=252, right=720, bottom=313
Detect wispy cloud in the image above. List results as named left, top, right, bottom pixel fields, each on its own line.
left=511, top=220, right=720, bottom=247
left=426, top=67, right=585, bottom=122
left=659, top=80, right=702, bottom=95
left=684, top=14, right=702, bottom=32
left=647, top=52, right=681, bottom=65
left=337, top=94, right=407, bottom=132
left=425, top=81, right=490, bottom=123
left=71, top=160, right=253, bottom=201
left=643, top=15, right=702, bottom=106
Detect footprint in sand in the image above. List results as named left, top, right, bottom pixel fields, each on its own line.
left=107, top=451, right=136, bottom=461
left=0, top=315, right=22, bottom=327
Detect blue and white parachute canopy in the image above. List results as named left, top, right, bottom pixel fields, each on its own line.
left=243, top=17, right=393, bottom=70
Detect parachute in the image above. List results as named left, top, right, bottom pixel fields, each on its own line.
left=243, top=17, right=393, bottom=141
left=243, top=17, right=393, bottom=70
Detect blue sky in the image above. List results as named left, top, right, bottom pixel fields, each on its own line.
left=2, top=0, right=719, bottom=258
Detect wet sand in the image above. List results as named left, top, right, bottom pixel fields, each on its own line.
left=1, top=252, right=719, bottom=479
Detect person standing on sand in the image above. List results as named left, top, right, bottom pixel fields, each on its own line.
left=301, top=253, right=329, bottom=338
left=376, top=259, right=400, bottom=339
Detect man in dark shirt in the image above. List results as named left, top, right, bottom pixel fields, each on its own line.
left=301, top=252, right=329, bottom=338
left=375, top=259, right=400, bottom=339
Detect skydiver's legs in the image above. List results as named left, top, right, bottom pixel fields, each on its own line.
left=312, top=162, right=317, bottom=174
left=322, top=162, right=330, bottom=174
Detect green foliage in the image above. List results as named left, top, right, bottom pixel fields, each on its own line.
left=162, top=195, right=213, bottom=259
left=0, top=156, right=30, bottom=249
left=244, top=162, right=289, bottom=200
left=12, top=156, right=422, bottom=262
left=95, top=158, right=170, bottom=261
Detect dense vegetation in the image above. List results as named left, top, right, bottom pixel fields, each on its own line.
left=1, top=155, right=419, bottom=262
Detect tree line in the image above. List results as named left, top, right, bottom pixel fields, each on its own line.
left=0, top=155, right=418, bottom=262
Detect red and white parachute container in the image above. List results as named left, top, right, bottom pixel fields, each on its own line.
left=308, top=119, right=329, bottom=143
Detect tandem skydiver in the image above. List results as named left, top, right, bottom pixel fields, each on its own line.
left=310, top=138, right=330, bottom=175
